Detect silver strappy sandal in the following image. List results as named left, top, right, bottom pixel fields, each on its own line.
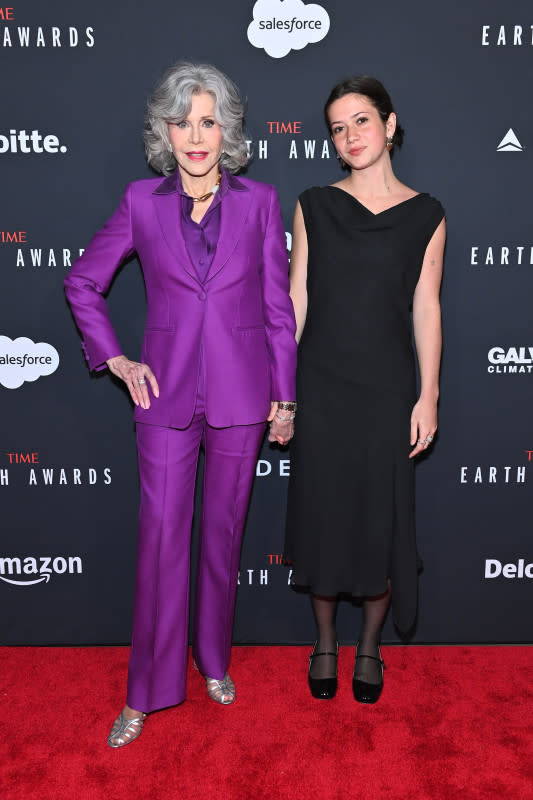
left=107, top=709, right=147, bottom=748
left=194, top=660, right=236, bottom=705
left=206, top=673, right=236, bottom=705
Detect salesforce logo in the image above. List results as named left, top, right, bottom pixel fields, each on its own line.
left=248, top=0, right=330, bottom=58
left=0, top=336, right=60, bottom=389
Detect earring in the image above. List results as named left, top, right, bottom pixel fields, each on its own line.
left=386, top=136, right=394, bottom=151
left=336, top=152, right=340, bottom=159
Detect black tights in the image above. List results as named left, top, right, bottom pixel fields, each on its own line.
left=309, top=581, right=391, bottom=683
left=309, top=594, right=338, bottom=680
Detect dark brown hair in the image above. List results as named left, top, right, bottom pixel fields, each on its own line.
left=324, top=75, right=404, bottom=151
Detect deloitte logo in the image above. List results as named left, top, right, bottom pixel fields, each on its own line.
left=0, top=556, right=83, bottom=586
left=0, top=129, right=68, bottom=154
left=0, top=336, right=60, bottom=389
left=485, top=559, right=533, bottom=579
left=248, top=0, right=330, bottom=59
left=496, top=129, right=523, bottom=152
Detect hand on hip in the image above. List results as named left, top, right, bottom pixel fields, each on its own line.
left=107, top=354, right=159, bottom=410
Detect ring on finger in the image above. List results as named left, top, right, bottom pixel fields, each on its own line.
left=138, top=378, right=146, bottom=385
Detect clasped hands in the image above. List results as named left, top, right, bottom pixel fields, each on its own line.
left=268, top=402, right=295, bottom=445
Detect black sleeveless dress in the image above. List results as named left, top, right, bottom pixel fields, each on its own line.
left=284, top=186, right=445, bottom=632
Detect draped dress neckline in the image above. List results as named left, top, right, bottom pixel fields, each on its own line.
left=326, top=186, right=428, bottom=218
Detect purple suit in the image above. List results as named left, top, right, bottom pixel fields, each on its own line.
left=64, top=171, right=296, bottom=712
left=65, top=171, right=296, bottom=428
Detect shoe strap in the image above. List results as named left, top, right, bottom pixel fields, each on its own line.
left=309, top=641, right=339, bottom=661
left=356, top=653, right=384, bottom=666
left=309, top=650, right=337, bottom=659
left=118, top=710, right=147, bottom=722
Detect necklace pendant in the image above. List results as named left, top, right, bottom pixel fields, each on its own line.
left=190, top=172, right=222, bottom=203
left=192, top=191, right=213, bottom=203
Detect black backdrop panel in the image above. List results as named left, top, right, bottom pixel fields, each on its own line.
left=1, top=0, right=532, bottom=644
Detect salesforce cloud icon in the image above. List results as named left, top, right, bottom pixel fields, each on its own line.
left=0, top=336, right=60, bottom=389
left=248, top=0, right=330, bottom=59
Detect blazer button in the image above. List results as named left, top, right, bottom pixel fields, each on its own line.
left=198, top=291, right=206, bottom=301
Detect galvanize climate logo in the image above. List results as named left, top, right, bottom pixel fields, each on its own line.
left=487, top=346, right=533, bottom=374
left=0, top=555, right=82, bottom=586
left=0, top=336, right=59, bottom=389
left=248, top=0, right=330, bottom=58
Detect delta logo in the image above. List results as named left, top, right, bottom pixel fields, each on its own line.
left=496, top=129, right=523, bottom=152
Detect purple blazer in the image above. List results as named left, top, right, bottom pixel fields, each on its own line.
left=64, top=172, right=297, bottom=429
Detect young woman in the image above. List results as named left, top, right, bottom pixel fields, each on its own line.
left=285, top=75, right=445, bottom=703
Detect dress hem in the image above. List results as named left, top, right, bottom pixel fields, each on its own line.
left=287, top=571, right=390, bottom=601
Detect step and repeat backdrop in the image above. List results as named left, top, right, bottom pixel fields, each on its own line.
left=1, top=0, right=532, bottom=645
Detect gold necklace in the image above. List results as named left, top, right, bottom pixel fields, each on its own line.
left=187, top=173, right=222, bottom=203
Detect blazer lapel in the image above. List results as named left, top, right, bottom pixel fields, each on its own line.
left=152, top=175, right=199, bottom=285
left=205, top=175, right=250, bottom=284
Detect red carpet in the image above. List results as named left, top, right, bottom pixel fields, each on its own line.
left=2, top=646, right=532, bottom=800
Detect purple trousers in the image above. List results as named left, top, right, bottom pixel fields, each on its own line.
left=126, top=385, right=265, bottom=713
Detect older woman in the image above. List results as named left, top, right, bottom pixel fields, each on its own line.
left=64, top=62, right=296, bottom=747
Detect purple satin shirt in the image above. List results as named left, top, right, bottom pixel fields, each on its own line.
left=177, top=169, right=229, bottom=284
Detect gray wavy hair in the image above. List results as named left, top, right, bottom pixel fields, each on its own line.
left=144, top=62, right=250, bottom=176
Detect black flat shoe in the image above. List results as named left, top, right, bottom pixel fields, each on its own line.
left=352, top=644, right=385, bottom=704
left=308, top=641, right=338, bottom=700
